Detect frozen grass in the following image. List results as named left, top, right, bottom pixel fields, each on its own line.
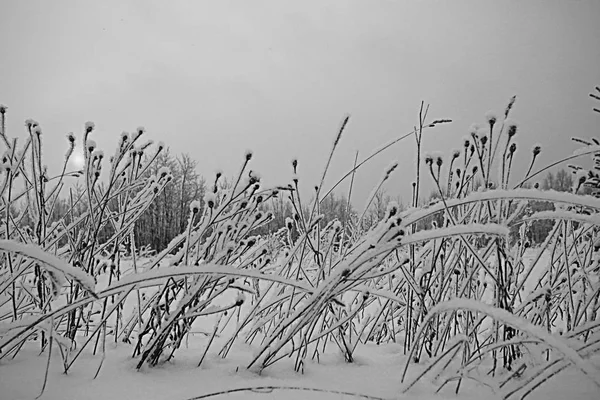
left=1, top=98, right=600, bottom=400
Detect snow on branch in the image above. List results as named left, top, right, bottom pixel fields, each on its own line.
left=0, top=240, right=96, bottom=297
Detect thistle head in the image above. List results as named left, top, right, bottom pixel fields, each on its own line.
left=506, top=119, right=518, bottom=138
left=485, top=111, right=498, bottom=127
left=86, top=139, right=97, bottom=153
left=25, top=118, right=36, bottom=129
left=462, top=137, right=470, bottom=148
left=204, top=192, right=216, bottom=209
left=85, top=121, right=95, bottom=134
left=424, top=152, right=433, bottom=165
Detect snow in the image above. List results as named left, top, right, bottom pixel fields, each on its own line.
left=485, top=111, right=499, bottom=124
left=0, top=240, right=96, bottom=295
left=401, top=223, right=509, bottom=245
left=402, top=188, right=600, bottom=227
left=411, top=298, right=600, bottom=388
left=2, top=250, right=600, bottom=400
left=525, top=210, right=600, bottom=225
left=1, top=327, right=598, bottom=400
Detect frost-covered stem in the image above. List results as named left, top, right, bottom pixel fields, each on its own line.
left=343, top=151, right=359, bottom=240
left=447, top=156, right=456, bottom=197
left=130, top=229, right=143, bottom=335
left=93, top=321, right=107, bottom=379
left=198, top=312, right=224, bottom=367
left=473, top=138, right=487, bottom=183
left=4, top=167, right=17, bottom=321
left=309, top=114, right=349, bottom=224
left=405, top=103, right=428, bottom=354
left=562, top=222, right=575, bottom=331
left=37, top=316, right=53, bottom=399
left=320, top=123, right=433, bottom=202
left=485, top=124, right=494, bottom=188
left=490, top=119, right=508, bottom=174
left=0, top=107, right=5, bottom=138
left=518, top=154, right=539, bottom=190
left=414, top=102, right=426, bottom=209
left=505, top=152, right=515, bottom=190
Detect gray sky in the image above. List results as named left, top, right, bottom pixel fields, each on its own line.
left=1, top=1, right=599, bottom=207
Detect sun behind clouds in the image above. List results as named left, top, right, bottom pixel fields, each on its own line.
left=71, top=151, right=85, bottom=169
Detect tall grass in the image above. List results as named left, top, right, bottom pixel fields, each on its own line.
left=1, top=93, right=599, bottom=400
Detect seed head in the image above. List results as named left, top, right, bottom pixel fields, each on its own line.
left=85, top=121, right=95, bottom=134
left=249, top=170, right=261, bottom=185
left=485, top=111, right=498, bottom=126
left=385, top=161, right=399, bottom=177
left=424, top=152, right=433, bottom=165
left=386, top=202, right=399, bottom=220
left=0, top=104, right=6, bottom=114
left=506, top=119, right=518, bottom=137
left=244, top=149, right=253, bottom=161
left=204, top=192, right=216, bottom=209
left=504, top=95, right=517, bottom=118
left=190, top=200, right=201, bottom=214
left=158, top=166, right=170, bottom=178
left=509, top=143, right=517, bottom=154
left=25, top=118, right=36, bottom=129
left=532, top=144, right=541, bottom=156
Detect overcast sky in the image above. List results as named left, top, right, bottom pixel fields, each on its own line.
left=1, top=1, right=599, bottom=207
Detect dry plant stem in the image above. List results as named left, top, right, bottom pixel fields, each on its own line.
left=36, top=315, right=53, bottom=400
left=129, top=230, right=143, bottom=335
left=309, top=114, right=349, bottom=224
left=182, top=386, right=388, bottom=400
left=343, top=150, right=359, bottom=242
left=64, top=287, right=134, bottom=372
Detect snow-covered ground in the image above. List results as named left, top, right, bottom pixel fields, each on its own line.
left=1, top=251, right=599, bottom=400
left=1, top=333, right=599, bottom=400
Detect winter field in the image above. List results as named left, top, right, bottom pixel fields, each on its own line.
left=2, top=96, right=600, bottom=400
